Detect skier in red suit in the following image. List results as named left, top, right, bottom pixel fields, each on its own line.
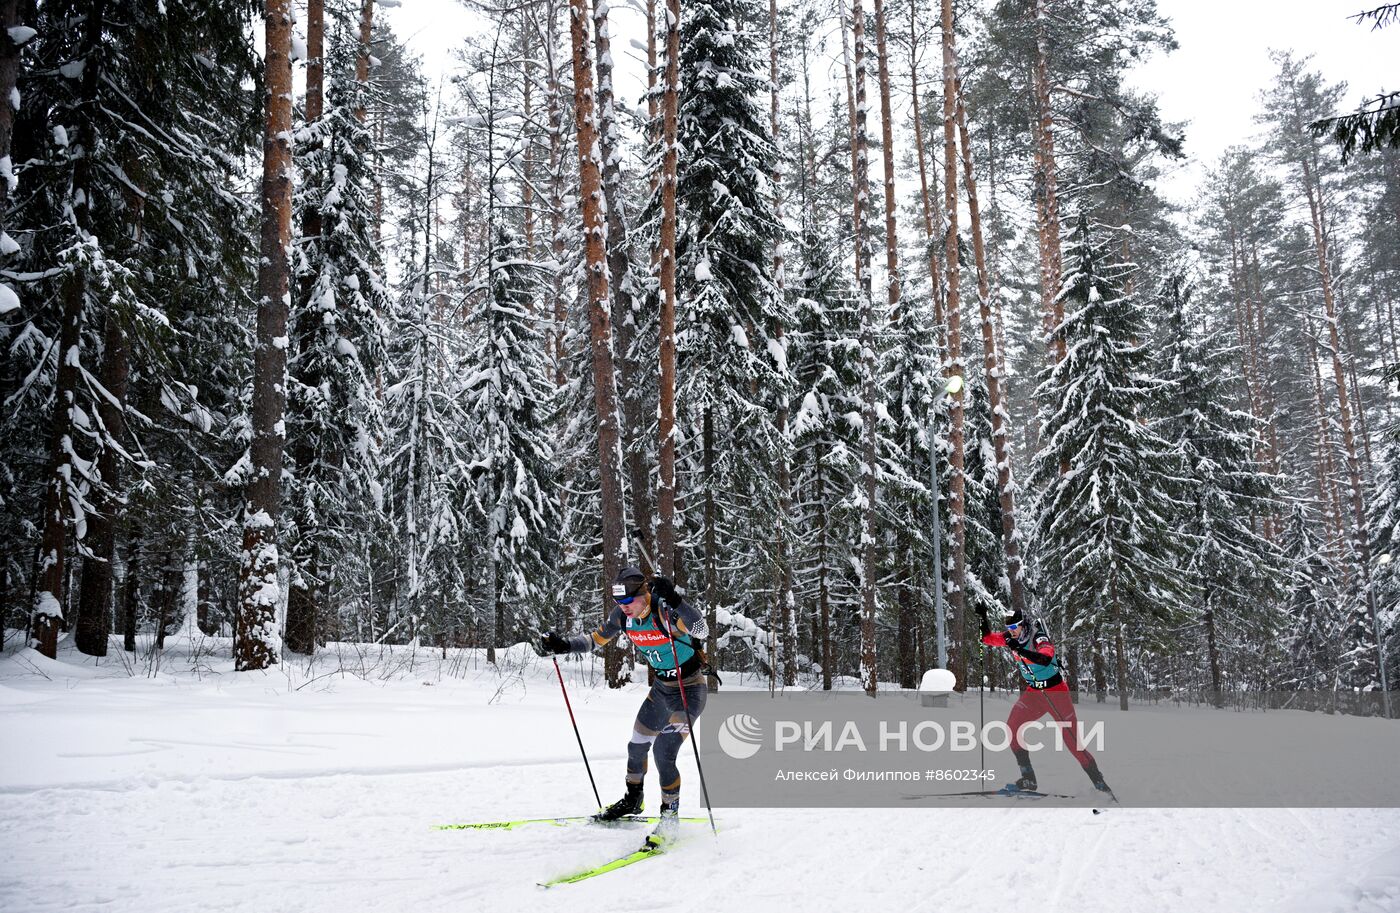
left=981, top=608, right=1113, bottom=795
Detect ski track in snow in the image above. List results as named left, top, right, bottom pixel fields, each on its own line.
left=1, top=638, right=1398, bottom=913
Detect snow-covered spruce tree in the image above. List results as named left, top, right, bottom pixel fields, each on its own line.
left=465, top=225, right=558, bottom=658
left=4, top=0, right=258, bottom=656
left=1194, top=147, right=1289, bottom=528
left=673, top=0, right=784, bottom=675
left=285, top=2, right=389, bottom=655
left=552, top=261, right=610, bottom=634
left=1260, top=53, right=1376, bottom=623
left=1365, top=424, right=1400, bottom=698
left=1030, top=214, right=1187, bottom=710
left=1155, top=276, right=1285, bottom=706
left=381, top=92, right=476, bottom=649
left=1281, top=503, right=1345, bottom=703
left=880, top=297, right=939, bottom=689
left=962, top=375, right=1010, bottom=636
left=788, top=222, right=863, bottom=689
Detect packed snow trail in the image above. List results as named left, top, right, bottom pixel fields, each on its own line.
left=1, top=638, right=1397, bottom=913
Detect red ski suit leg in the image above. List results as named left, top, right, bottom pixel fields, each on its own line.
left=1006, top=682, right=1095, bottom=768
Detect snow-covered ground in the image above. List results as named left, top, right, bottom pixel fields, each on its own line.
left=2, top=632, right=1398, bottom=913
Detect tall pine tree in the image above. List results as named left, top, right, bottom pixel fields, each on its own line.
left=1031, top=215, right=1186, bottom=709
left=1156, top=276, right=1285, bottom=706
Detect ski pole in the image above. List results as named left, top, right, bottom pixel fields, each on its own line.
left=980, top=649, right=987, bottom=795
left=975, top=608, right=988, bottom=793
left=663, top=611, right=718, bottom=836
left=552, top=656, right=602, bottom=809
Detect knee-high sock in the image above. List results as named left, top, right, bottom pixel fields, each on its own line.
left=626, top=729, right=656, bottom=784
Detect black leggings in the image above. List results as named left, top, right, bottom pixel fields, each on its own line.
left=624, top=674, right=708, bottom=803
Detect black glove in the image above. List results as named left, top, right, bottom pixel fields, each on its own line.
left=650, top=575, right=680, bottom=608
left=1007, top=641, right=1055, bottom=665
left=977, top=607, right=990, bottom=638
left=533, top=630, right=570, bottom=657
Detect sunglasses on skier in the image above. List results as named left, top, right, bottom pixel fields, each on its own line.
left=1006, top=621, right=1023, bottom=631
left=612, top=579, right=646, bottom=605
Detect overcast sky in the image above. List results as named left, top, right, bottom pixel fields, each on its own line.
left=376, top=0, right=1396, bottom=207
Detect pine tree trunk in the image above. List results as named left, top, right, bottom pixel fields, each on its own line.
left=1204, top=597, right=1223, bottom=709
left=1374, top=295, right=1394, bottom=393
left=1306, top=316, right=1349, bottom=573
left=568, top=0, right=627, bottom=686
left=656, top=0, right=680, bottom=576
left=1031, top=0, right=1063, bottom=363
left=1383, top=298, right=1394, bottom=375
left=872, top=0, right=899, bottom=321
left=838, top=0, right=859, bottom=282
left=155, top=550, right=180, bottom=652
left=1336, top=279, right=1375, bottom=471
left=355, top=0, right=373, bottom=121
left=122, top=531, right=140, bottom=652
left=486, top=553, right=499, bottom=664
left=545, top=3, right=567, bottom=387
left=818, top=455, right=833, bottom=691
left=286, top=0, right=325, bottom=659
left=521, top=22, right=536, bottom=256
left=897, top=583, right=916, bottom=688
left=939, top=0, right=968, bottom=689
left=703, top=408, right=720, bottom=691
left=75, top=314, right=130, bottom=657
left=31, top=0, right=108, bottom=659
left=1245, top=244, right=1285, bottom=530
left=905, top=5, right=944, bottom=336
left=850, top=0, right=880, bottom=696
left=954, top=74, right=1026, bottom=618
left=1300, top=154, right=1383, bottom=677
left=0, top=563, right=8, bottom=650
left=984, top=129, right=1009, bottom=367
left=237, top=0, right=295, bottom=672
left=593, top=0, right=655, bottom=570
left=1110, top=580, right=1129, bottom=711
left=31, top=270, right=84, bottom=659
left=306, top=0, right=325, bottom=127
left=197, top=558, right=211, bottom=635
left=0, top=0, right=21, bottom=219
left=371, top=111, right=384, bottom=247
left=1067, top=643, right=1079, bottom=699
left=646, top=0, right=658, bottom=122
left=873, top=0, right=915, bottom=689
left=1092, top=628, right=1106, bottom=703
left=1226, top=227, right=1278, bottom=541
left=767, top=0, right=795, bottom=688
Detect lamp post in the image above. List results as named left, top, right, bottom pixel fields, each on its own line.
left=1377, top=554, right=1393, bottom=720
left=929, top=373, right=963, bottom=670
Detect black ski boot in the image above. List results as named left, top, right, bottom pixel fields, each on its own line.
left=1010, top=747, right=1037, bottom=792
left=645, top=796, right=679, bottom=849
left=594, top=782, right=644, bottom=822
left=1084, top=761, right=1113, bottom=795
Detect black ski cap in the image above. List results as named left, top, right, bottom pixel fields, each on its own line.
left=1003, top=608, right=1026, bottom=628
left=614, top=566, right=646, bottom=598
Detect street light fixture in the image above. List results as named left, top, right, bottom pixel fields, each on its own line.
left=929, top=373, right=963, bottom=671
